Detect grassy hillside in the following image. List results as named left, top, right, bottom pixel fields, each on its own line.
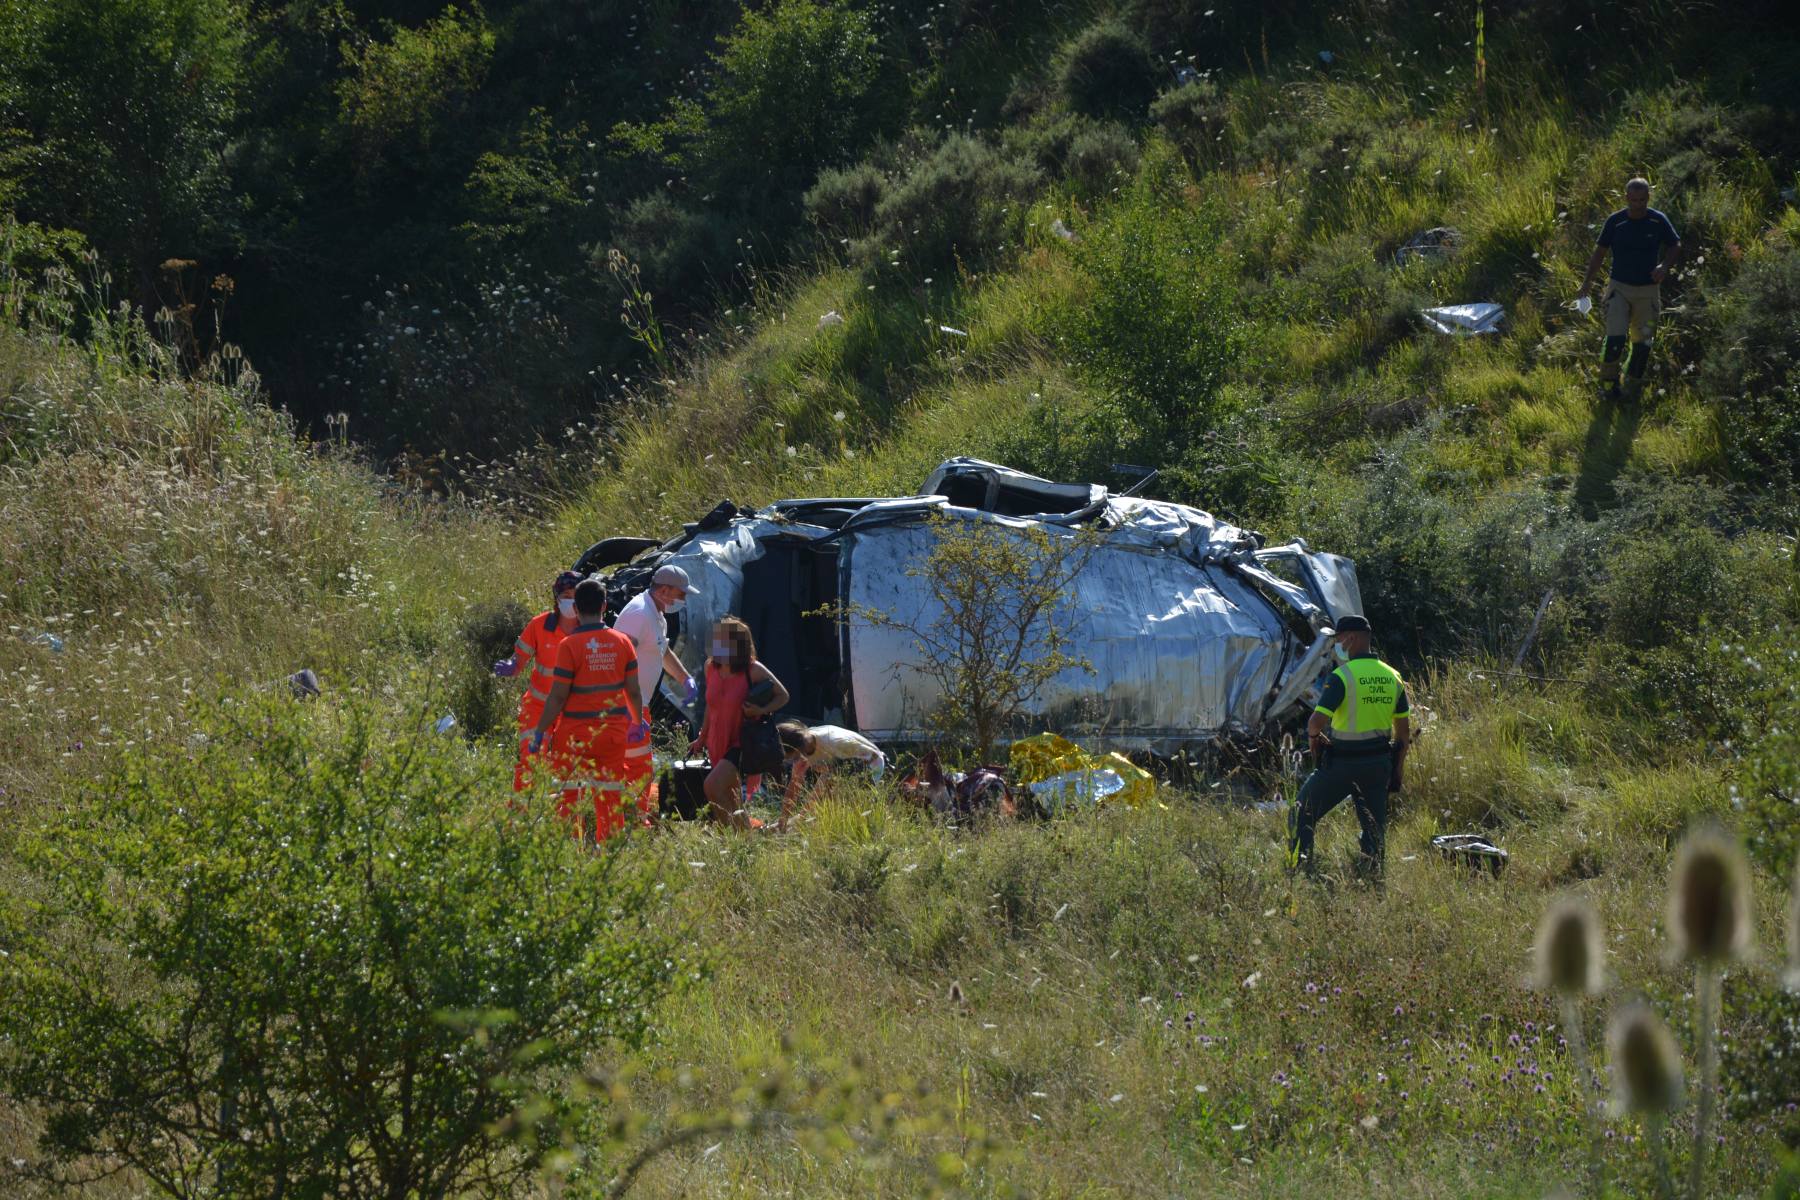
left=3, top=3, right=1800, bottom=1197
left=0, top=260, right=538, bottom=809
left=520, top=62, right=1800, bottom=1195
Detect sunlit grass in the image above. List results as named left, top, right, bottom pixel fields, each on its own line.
left=597, top=775, right=1784, bottom=1198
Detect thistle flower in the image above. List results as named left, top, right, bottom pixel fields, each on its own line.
left=1534, top=895, right=1604, bottom=996
left=1668, top=826, right=1752, bottom=964
left=1607, top=1003, right=1683, bottom=1116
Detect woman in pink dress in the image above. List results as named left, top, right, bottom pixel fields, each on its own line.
left=688, top=616, right=788, bottom=829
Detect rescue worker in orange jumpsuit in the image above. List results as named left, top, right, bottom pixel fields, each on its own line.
left=494, top=569, right=583, bottom=791
left=526, top=578, right=651, bottom=843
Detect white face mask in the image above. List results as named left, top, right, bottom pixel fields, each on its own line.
left=1333, top=643, right=1350, bottom=664
left=558, top=597, right=576, bottom=619
left=667, top=596, right=686, bottom=613
left=710, top=641, right=732, bottom=660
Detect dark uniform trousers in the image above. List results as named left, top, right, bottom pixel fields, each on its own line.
left=1289, top=747, right=1391, bottom=876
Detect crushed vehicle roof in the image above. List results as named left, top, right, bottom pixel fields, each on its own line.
left=580, top=458, right=1364, bottom=753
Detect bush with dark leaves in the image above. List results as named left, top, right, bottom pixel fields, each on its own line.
left=1058, top=23, right=1160, bottom=121
left=805, top=162, right=888, bottom=240
left=0, top=695, right=686, bottom=1195
left=865, top=134, right=1042, bottom=271
left=1699, top=241, right=1800, bottom=491
left=1064, top=123, right=1140, bottom=198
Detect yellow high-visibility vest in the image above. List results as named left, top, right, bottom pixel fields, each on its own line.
left=1319, top=657, right=1405, bottom=742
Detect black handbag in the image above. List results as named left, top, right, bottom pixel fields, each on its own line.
left=737, top=715, right=784, bottom=776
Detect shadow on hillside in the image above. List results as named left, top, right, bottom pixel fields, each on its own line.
left=1574, top=394, right=1642, bottom=518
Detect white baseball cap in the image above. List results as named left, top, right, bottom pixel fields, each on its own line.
left=651, top=564, right=700, bottom=594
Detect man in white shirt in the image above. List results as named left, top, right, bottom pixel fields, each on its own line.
left=775, top=721, right=887, bottom=831
left=612, top=564, right=700, bottom=718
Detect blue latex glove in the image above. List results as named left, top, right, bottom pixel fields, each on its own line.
left=524, top=729, right=547, bottom=754
left=627, top=719, right=651, bottom=744
left=492, top=658, right=519, bottom=678
left=683, top=677, right=699, bottom=705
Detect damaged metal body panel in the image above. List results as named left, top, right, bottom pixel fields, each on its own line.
left=584, top=458, right=1363, bottom=752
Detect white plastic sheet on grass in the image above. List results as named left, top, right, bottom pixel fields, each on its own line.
left=1030, top=767, right=1127, bottom=814
left=1420, top=302, right=1504, bottom=335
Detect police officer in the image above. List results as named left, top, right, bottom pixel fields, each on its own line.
left=1286, top=615, right=1411, bottom=879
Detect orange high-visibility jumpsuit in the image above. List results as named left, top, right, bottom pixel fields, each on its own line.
left=545, top=624, right=646, bottom=842
left=512, top=611, right=568, bottom=791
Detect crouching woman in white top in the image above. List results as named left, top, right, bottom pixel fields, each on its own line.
left=775, top=721, right=886, bottom=832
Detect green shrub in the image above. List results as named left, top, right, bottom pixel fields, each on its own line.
left=1284, top=232, right=1390, bottom=322
left=0, top=0, right=246, bottom=264
left=1285, top=439, right=1598, bottom=661
left=1721, top=977, right=1800, bottom=1145
left=987, top=387, right=1123, bottom=488
left=866, top=133, right=1042, bottom=271
left=337, top=4, right=495, bottom=181
left=1064, top=122, right=1140, bottom=198
left=1057, top=22, right=1159, bottom=121
left=1158, top=395, right=1294, bottom=521
left=804, top=161, right=888, bottom=240
left=1285, top=445, right=1768, bottom=667
left=700, top=0, right=886, bottom=200
left=1727, top=622, right=1800, bottom=874
left=0, top=696, right=684, bottom=1193
left=1699, top=241, right=1800, bottom=490
left=1150, top=79, right=1228, bottom=162
left=1060, top=167, right=1244, bottom=451
left=1004, top=112, right=1086, bottom=177
left=610, top=190, right=736, bottom=296
left=460, top=109, right=591, bottom=247
left=1620, top=93, right=1749, bottom=192
left=451, top=598, right=534, bottom=740
left=1598, top=520, right=1731, bottom=649
left=1583, top=643, right=1748, bottom=753
left=1242, top=107, right=1355, bottom=174
left=1286, top=439, right=1476, bottom=659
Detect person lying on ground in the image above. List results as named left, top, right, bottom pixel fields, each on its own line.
left=687, top=616, right=788, bottom=830
left=775, top=721, right=887, bottom=832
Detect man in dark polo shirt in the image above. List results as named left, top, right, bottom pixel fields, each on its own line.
left=1575, top=177, right=1682, bottom=403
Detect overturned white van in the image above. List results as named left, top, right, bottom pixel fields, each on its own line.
left=578, top=458, right=1362, bottom=754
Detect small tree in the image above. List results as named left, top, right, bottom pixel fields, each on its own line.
left=0, top=694, right=686, bottom=1198
left=836, top=511, right=1101, bottom=762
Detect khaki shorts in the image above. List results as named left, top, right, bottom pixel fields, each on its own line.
left=1604, top=281, right=1661, bottom=341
